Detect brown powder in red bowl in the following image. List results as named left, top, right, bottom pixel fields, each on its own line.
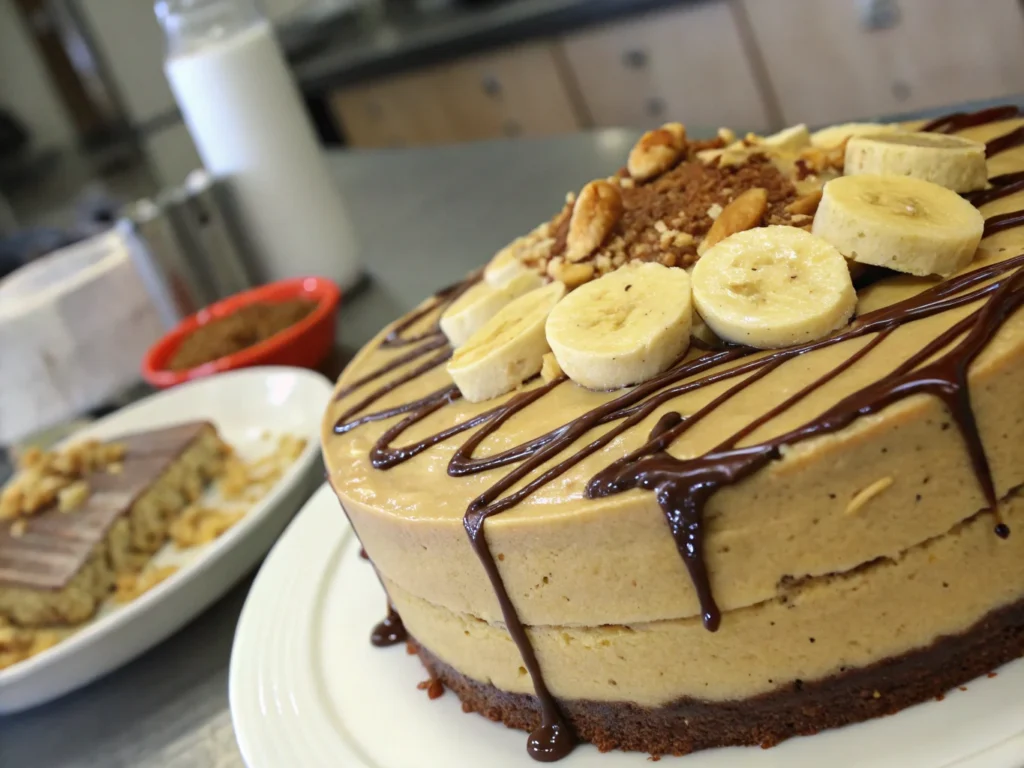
left=168, top=298, right=317, bottom=371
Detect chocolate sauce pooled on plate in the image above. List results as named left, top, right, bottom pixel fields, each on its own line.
left=332, top=106, right=1024, bottom=761
left=371, top=606, right=408, bottom=647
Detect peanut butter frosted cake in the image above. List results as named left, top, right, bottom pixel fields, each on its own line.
left=322, top=106, right=1024, bottom=759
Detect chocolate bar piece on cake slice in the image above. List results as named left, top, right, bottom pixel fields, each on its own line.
left=0, top=421, right=227, bottom=627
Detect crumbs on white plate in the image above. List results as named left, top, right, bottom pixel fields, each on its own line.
left=220, top=434, right=307, bottom=501
left=114, top=566, right=180, bottom=604
left=170, top=505, right=247, bottom=548
left=171, top=433, right=308, bottom=548
left=0, top=616, right=61, bottom=671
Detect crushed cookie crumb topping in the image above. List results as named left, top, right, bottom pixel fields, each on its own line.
left=486, top=133, right=805, bottom=290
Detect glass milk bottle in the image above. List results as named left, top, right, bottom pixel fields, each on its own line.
left=156, top=0, right=360, bottom=290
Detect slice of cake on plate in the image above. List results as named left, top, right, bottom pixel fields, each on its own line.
left=0, top=422, right=227, bottom=638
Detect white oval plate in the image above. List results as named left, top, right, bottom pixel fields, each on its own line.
left=230, top=485, right=1024, bottom=768
left=0, top=366, right=331, bottom=714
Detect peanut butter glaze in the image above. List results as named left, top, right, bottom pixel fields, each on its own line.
left=331, top=106, right=1024, bottom=761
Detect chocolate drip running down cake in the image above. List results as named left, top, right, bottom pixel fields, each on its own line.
left=322, top=107, right=1024, bottom=760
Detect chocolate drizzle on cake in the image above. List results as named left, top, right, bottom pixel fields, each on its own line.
left=333, top=106, right=1024, bottom=761
left=983, top=210, right=1024, bottom=238
left=986, top=126, right=1024, bottom=159
left=464, top=491, right=577, bottom=761
left=965, top=170, right=1024, bottom=207
left=922, top=103, right=1024, bottom=158
left=380, top=277, right=477, bottom=349
left=921, top=105, right=1020, bottom=133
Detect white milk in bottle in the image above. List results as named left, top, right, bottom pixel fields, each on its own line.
left=157, top=0, right=360, bottom=289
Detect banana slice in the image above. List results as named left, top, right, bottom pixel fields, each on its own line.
left=447, top=281, right=566, bottom=403
left=699, top=124, right=811, bottom=167
left=545, top=263, right=691, bottom=390
left=484, top=224, right=551, bottom=287
left=691, top=308, right=723, bottom=348
left=691, top=226, right=856, bottom=349
left=440, top=271, right=544, bottom=347
left=810, top=122, right=897, bottom=148
left=812, top=174, right=984, bottom=276
left=760, top=123, right=811, bottom=153
left=484, top=246, right=527, bottom=287
left=845, top=131, right=987, bottom=192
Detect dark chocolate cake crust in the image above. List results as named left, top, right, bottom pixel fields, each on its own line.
left=411, top=596, right=1024, bottom=756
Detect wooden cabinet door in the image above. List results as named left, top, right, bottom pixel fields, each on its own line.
left=329, top=70, right=454, bottom=148
left=329, top=43, right=580, bottom=148
left=436, top=42, right=581, bottom=142
left=559, top=1, right=772, bottom=133
left=739, top=0, right=1024, bottom=126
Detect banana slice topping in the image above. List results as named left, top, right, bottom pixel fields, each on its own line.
left=810, top=122, right=897, bottom=148
left=441, top=271, right=544, bottom=347
left=545, top=263, right=692, bottom=390
left=812, top=174, right=984, bottom=276
left=691, top=225, right=856, bottom=349
left=448, top=281, right=566, bottom=403
left=845, top=131, right=987, bottom=192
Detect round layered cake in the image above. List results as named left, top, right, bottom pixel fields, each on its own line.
left=322, top=108, right=1024, bottom=760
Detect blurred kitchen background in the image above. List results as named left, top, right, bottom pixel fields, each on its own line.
left=3, top=0, right=1024, bottom=251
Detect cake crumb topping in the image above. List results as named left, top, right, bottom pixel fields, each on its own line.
left=0, top=440, right=125, bottom=520
left=557, top=154, right=800, bottom=271
left=496, top=145, right=803, bottom=289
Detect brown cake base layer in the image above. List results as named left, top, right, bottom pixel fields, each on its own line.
left=410, top=595, right=1024, bottom=756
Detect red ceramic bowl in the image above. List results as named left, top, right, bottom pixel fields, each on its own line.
left=142, top=276, right=341, bottom=389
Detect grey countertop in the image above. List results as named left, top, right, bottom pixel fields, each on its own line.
left=289, top=0, right=687, bottom=93
left=0, top=129, right=637, bottom=768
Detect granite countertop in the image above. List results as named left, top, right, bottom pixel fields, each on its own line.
left=288, top=0, right=689, bottom=93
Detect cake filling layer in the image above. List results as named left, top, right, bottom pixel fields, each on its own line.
left=386, top=491, right=1023, bottom=708
left=340, top=251, right=1024, bottom=629
left=410, top=587, right=1024, bottom=757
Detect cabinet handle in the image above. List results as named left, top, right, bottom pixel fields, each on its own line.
left=481, top=76, right=503, bottom=99
left=646, top=97, right=666, bottom=118
left=622, top=49, right=648, bottom=69
left=858, top=0, right=901, bottom=31
left=891, top=80, right=912, bottom=102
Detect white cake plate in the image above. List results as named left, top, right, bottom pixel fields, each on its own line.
left=230, top=484, right=1024, bottom=768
